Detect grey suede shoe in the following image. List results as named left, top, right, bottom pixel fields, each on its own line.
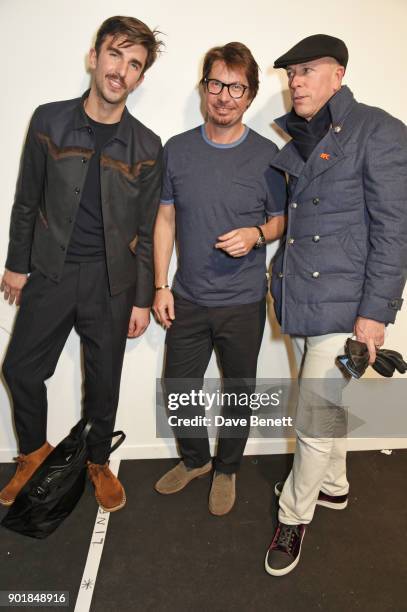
left=154, top=460, right=212, bottom=494
left=208, top=472, right=236, bottom=516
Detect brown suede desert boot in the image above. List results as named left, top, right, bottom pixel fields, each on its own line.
left=154, top=460, right=212, bottom=494
left=0, top=441, right=54, bottom=506
left=87, top=461, right=126, bottom=512
left=208, top=472, right=236, bottom=516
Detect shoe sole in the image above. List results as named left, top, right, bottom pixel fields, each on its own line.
left=154, top=467, right=212, bottom=495
left=96, top=492, right=127, bottom=513
left=0, top=497, right=14, bottom=507
left=274, top=483, right=348, bottom=510
left=264, top=530, right=305, bottom=577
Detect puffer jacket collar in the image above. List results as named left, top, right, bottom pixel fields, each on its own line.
left=271, top=86, right=357, bottom=190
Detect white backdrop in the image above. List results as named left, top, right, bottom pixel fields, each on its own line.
left=1, top=0, right=406, bottom=460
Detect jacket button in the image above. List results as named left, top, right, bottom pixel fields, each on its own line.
left=312, top=271, right=320, bottom=278
left=290, top=202, right=298, bottom=209
left=74, top=187, right=80, bottom=194
left=313, top=197, right=320, bottom=205
left=312, top=235, right=320, bottom=243
left=87, top=127, right=92, bottom=134
left=81, top=157, right=87, bottom=164
left=60, top=245, right=66, bottom=252
left=278, top=272, right=284, bottom=278
left=333, top=125, right=342, bottom=133
left=288, top=237, right=295, bottom=245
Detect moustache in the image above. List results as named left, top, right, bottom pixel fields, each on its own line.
left=106, top=73, right=126, bottom=88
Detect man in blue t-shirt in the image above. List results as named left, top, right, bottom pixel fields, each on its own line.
left=153, top=42, right=287, bottom=516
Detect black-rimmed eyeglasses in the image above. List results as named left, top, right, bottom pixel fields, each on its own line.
left=203, top=78, right=249, bottom=99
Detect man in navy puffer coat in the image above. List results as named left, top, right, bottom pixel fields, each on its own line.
left=265, top=34, right=407, bottom=576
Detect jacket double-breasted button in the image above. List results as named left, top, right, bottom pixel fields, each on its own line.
left=290, top=202, right=298, bottom=209
left=312, top=197, right=320, bottom=205
left=312, top=271, right=320, bottom=278
left=312, top=235, right=320, bottom=243
left=288, top=237, right=295, bottom=245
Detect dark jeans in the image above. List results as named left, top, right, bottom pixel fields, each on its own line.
left=164, top=293, right=266, bottom=474
left=2, top=262, right=134, bottom=463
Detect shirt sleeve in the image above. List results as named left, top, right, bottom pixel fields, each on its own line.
left=160, top=143, right=174, bottom=204
left=264, top=166, right=287, bottom=218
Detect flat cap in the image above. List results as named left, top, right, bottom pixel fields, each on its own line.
left=274, top=34, right=348, bottom=69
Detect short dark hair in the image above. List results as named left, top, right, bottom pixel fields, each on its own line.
left=95, top=16, right=164, bottom=73
left=201, top=42, right=259, bottom=100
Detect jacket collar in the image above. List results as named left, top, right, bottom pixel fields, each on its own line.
left=274, top=85, right=356, bottom=135
left=271, top=86, right=356, bottom=188
left=72, top=89, right=131, bottom=145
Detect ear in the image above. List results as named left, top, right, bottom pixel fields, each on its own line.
left=88, top=47, right=97, bottom=71
left=334, top=65, right=345, bottom=86
left=246, top=95, right=254, bottom=110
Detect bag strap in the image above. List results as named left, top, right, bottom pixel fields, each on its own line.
left=81, top=420, right=93, bottom=441
left=88, top=430, right=126, bottom=456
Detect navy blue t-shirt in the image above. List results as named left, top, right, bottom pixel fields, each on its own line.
left=161, top=125, right=286, bottom=306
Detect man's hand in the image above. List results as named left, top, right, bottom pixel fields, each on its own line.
left=128, top=306, right=150, bottom=338
left=153, top=288, right=175, bottom=329
left=354, top=316, right=385, bottom=364
left=215, top=227, right=259, bottom=257
left=0, top=269, right=28, bottom=306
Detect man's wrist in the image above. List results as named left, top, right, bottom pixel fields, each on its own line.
left=155, top=284, right=170, bottom=291
left=253, top=225, right=266, bottom=249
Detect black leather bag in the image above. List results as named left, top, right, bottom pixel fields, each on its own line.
left=1, top=419, right=125, bottom=539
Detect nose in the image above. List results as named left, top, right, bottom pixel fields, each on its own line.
left=218, top=84, right=231, bottom=102
left=289, top=73, right=302, bottom=90
left=116, top=58, right=128, bottom=78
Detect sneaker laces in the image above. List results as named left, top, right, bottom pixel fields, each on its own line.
left=275, top=524, right=300, bottom=554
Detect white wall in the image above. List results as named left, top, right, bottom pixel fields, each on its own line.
left=0, top=0, right=406, bottom=460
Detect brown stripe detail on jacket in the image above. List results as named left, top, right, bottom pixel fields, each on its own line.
left=128, top=235, right=138, bottom=254
left=37, top=132, right=93, bottom=160
left=100, top=155, right=156, bottom=180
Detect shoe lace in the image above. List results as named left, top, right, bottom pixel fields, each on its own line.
left=14, top=455, right=27, bottom=469
left=276, top=524, right=299, bottom=553
left=89, top=462, right=111, bottom=477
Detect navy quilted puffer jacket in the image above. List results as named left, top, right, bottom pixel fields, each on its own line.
left=271, top=86, right=407, bottom=336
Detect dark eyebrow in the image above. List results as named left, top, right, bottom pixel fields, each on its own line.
left=106, top=45, right=142, bottom=68
left=107, top=44, right=123, bottom=56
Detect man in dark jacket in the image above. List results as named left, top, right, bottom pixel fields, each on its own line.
left=0, top=16, right=163, bottom=512
left=265, top=34, right=407, bottom=575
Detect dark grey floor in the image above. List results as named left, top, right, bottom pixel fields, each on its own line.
left=0, top=450, right=406, bottom=612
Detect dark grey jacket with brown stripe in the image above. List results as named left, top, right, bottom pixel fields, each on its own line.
left=5, top=90, right=163, bottom=307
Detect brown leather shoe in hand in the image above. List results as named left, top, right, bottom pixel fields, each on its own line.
left=0, top=441, right=54, bottom=506
left=87, top=461, right=126, bottom=512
